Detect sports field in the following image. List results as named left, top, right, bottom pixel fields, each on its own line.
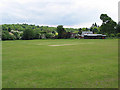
left=2, top=39, right=118, bottom=88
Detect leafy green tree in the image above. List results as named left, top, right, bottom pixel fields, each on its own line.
left=12, top=32, right=20, bottom=39
left=9, top=35, right=16, bottom=40
left=45, top=33, right=54, bottom=39
left=109, top=34, right=115, bottom=38
left=86, top=28, right=89, bottom=31
left=34, top=28, right=41, bottom=39
left=52, top=31, right=56, bottom=34
left=90, top=27, right=93, bottom=31
left=8, top=27, right=11, bottom=32
left=100, top=14, right=117, bottom=34
left=116, top=33, right=120, bottom=38
left=105, top=33, right=109, bottom=37
left=22, top=27, right=34, bottom=40
left=66, top=32, right=71, bottom=39
left=34, top=33, right=41, bottom=39
left=78, top=28, right=82, bottom=34
left=116, top=22, right=120, bottom=33
left=2, top=30, right=16, bottom=40
left=93, top=27, right=98, bottom=34
left=94, top=22, right=97, bottom=27
left=82, top=28, right=86, bottom=31
left=57, top=25, right=66, bottom=39
left=2, top=32, right=8, bottom=40
left=2, top=24, right=8, bottom=31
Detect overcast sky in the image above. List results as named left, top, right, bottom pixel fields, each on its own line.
left=0, top=0, right=119, bottom=28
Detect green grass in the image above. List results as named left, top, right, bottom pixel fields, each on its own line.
left=2, top=39, right=118, bottom=88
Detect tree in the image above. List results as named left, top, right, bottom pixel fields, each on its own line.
left=8, top=27, right=11, bottom=32
left=66, top=32, right=71, bottom=39
left=45, top=33, right=54, bottom=39
left=86, top=28, right=89, bottom=31
left=52, top=31, right=56, bottom=34
left=94, top=22, right=97, bottom=27
left=2, top=32, right=7, bottom=40
left=109, top=34, right=115, bottom=38
left=12, top=32, right=20, bottom=40
left=2, top=30, right=16, bottom=40
left=116, top=22, right=120, bottom=33
left=91, top=23, right=98, bottom=28
left=78, top=28, right=82, bottom=34
left=82, top=28, right=86, bottom=31
left=93, top=27, right=99, bottom=34
left=90, top=27, right=93, bottom=31
left=57, top=25, right=66, bottom=39
left=34, top=28, right=41, bottom=39
left=100, top=14, right=111, bottom=23
left=22, top=27, right=34, bottom=40
left=116, top=33, right=120, bottom=38
left=100, top=14, right=117, bottom=35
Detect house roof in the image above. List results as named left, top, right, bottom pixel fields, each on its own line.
left=82, top=31, right=93, bottom=34
left=84, top=34, right=106, bottom=36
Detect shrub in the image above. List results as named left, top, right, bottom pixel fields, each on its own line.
left=2, top=33, right=7, bottom=40
left=109, top=34, right=115, bottom=38
left=9, top=35, right=16, bottom=40
left=34, top=33, right=41, bottom=39
left=22, top=28, right=34, bottom=40
left=45, top=33, right=54, bottom=39
left=116, top=33, right=120, bottom=38
left=105, top=33, right=108, bottom=37
left=41, top=34, right=46, bottom=39
left=2, top=31, right=16, bottom=40
left=12, top=32, right=20, bottom=39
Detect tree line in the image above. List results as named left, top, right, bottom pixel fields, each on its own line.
left=1, top=14, right=120, bottom=40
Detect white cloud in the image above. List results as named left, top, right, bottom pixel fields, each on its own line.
left=0, top=0, right=119, bottom=27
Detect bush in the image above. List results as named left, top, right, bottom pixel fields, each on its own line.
left=9, top=35, right=16, bottom=40
left=2, top=31, right=16, bottom=40
left=109, top=34, right=115, bottom=38
left=22, top=28, right=34, bottom=40
left=105, top=33, right=108, bottom=37
left=12, top=32, right=20, bottom=39
left=116, top=33, right=120, bottom=38
left=34, top=33, right=41, bottom=39
left=45, top=33, right=54, bottom=39
left=2, top=33, right=7, bottom=40
left=41, top=34, right=46, bottom=39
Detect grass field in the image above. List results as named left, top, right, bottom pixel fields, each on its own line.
left=2, top=39, right=118, bottom=88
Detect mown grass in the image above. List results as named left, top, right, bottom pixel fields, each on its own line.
left=2, top=39, right=118, bottom=88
